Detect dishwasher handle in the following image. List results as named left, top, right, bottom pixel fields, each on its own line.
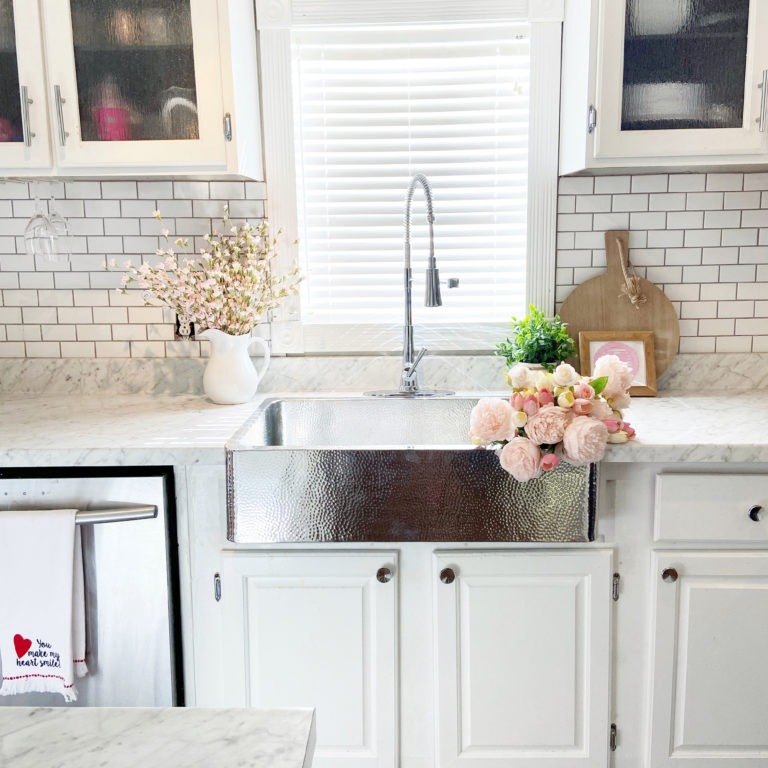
left=75, top=504, right=158, bottom=525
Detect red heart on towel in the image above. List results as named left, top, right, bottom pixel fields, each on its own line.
left=13, top=634, right=32, bottom=658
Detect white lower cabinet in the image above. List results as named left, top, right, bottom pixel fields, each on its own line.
left=648, top=551, right=768, bottom=767
left=216, top=546, right=613, bottom=768
left=220, top=550, right=398, bottom=768
left=433, top=550, right=613, bottom=768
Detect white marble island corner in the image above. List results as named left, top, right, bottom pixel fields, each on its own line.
left=0, top=707, right=315, bottom=768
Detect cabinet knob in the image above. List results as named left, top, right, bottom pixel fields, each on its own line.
left=748, top=505, right=764, bottom=522
left=661, top=568, right=679, bottom=584
left=376, top=567, right=393, bottom=584
left=439, top=567, right=456, bottom=584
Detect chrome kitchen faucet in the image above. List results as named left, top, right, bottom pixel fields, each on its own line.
left=366, top=173, right=457, bottom=397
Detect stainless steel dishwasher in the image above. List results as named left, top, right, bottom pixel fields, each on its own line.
left=0, top=467, right=183, bottom=706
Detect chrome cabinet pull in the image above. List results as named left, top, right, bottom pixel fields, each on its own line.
left=759, top=70, right=768, bottom=133
left=661, top=568, right=679, bottom=584
left=223, top=112, right=232, bottom=141
left=376, top=567, right=393, bottom=584
left=214, top=573, right=222, bottom=601
left=54, top=85, right=69, bottom=146
left=439, top=567, right=456, bottom=584
left=748, top=505, right=764, bottom=522
left=20, top=86, right=35, bottom=147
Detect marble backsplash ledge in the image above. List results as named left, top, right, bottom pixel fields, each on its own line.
left=0, top=352, right=765, bottom=397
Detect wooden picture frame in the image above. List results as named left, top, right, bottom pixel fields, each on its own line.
left=578, top=330, right=657, bottom=397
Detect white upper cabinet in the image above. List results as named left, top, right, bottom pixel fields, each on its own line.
left=0, top=0, right=262, bottom=178
left=560, top=0, right=768, bottom=173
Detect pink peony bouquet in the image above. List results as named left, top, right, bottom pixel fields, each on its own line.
left=469, top=355, right=636, bottom=482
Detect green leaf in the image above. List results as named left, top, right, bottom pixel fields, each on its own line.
left=590, top=376, right=609, bottom=395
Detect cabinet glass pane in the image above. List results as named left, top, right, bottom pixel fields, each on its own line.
left=0, top=0, right=22, bottom=143
left=622, top=0, right=750, bottom=130
left=69, top=0, right=199, bottom=142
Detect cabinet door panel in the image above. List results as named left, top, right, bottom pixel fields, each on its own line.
left=650, top=552, right=768, bottom=766
left=595, top=0, right=768, bottom=159
left=41, top=0, right=225, bottom=170
left=434, top=550, right=612, bottom=768
left=221, top=551, right=397, bottom=768
left=0, top=0, right=51, bottom=170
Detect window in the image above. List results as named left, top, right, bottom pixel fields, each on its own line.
left=256, top=0, right=562, bottom=354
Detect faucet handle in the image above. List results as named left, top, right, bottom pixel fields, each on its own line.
left=446, top=278, right=459, bottom=288
left=402, top=347, right=427, bottom=388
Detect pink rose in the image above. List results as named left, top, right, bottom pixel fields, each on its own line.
left=573, top=398, right=592, bottom=416
left=525, top=405, right=571, bottom=445
left=593, top=354, right=633, bottom=399
left=499, top=438, right=542, bottom=482
left=562, top=416, right=609, bottom=465
left=573, top=381, right=595, bottom=400
left=540, top=452, right=560, bottom=472
left=589, top=399, right=614, bottom=421
left=469, top=397, right=514, bottom=442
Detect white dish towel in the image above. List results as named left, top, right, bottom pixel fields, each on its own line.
left=0, top=509, right=88, bottom=702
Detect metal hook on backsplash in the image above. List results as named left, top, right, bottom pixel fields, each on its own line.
left=615, top=236, right=646, bottom=309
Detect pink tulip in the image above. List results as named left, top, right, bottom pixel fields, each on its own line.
left=540, top=452, right=560, bottom=471
left=621, top=421, right=636, bottom=438
left=537, top=389, right=555, bottom=407
left=523, top=395, right=539, bottom=416
left=602, top=418, right=621, bottom=434
left=511, top=392, right=525, bottom=410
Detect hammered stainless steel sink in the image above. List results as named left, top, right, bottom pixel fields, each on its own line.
left=226, top=395, right=595, bottom=544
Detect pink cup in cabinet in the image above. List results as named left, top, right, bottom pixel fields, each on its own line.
left=93, top=107, right=130, bottom=141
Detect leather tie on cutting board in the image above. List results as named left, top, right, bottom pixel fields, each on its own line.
left=559, top=230, right=680, bottom=376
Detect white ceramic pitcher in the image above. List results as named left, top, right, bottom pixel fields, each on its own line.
left=198, top=328, right=271, bottom=404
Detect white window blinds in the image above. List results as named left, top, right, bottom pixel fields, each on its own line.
left=291, top=24, right=530, bottom=327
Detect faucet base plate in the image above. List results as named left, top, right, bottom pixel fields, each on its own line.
left=363, top=389, right=455, bottom=398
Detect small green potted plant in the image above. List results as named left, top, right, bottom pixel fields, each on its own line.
left=495, top=304, right=577, bottom=372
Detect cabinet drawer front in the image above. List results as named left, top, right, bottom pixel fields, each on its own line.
left=655, top=473, right=768, bottom=544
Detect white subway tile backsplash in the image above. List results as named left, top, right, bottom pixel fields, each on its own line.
left=611, top=194, right=648, bottom=212
left=720, top=264, right=757, bottom=282
left=702, top=246, right=739, bottom=264
left=679, top=336, right=715, bottom=353
left=173, top=181, right=209, bottom=200
left=574, top=195, right=610, bottom=213
left=60, top=341, right=95, bottom=357
left=724, top=191, right=761, bottom=209
left=700, top=283, right=736, bottom=301
left=717, top=300, right=755, bottom=318
left=715, top=336, right=752, bottom=352
left=698, top=318, right=735, bottom=335
left=630, top=211, right=667, bottom=229
left=594, top=176, right=630, bottom=194
left=58, top=307, right=93, bottom=324
left=742, top=209, right=768, bottom=228
left=26, top=341, right=62, bottom=357
left=593, top=212, right=630, bottom=230
left=558, top=195, right=576, bottom=214
left=744, top=173, right=768, bottom=191
left=668, top=174, right=706, bottom=192
left=95, top=341, right=132, bottom=357
left=686, top=192, right=724, bottom=210
left=735, top=318, right=768, bottom=335
left=649, top=193, right=686, bottom=211
left=705, top=173, right=743, bottom=191
left=41, top=324, right=76, bottom=342
left=683, top=229, right=721, bottom=247
left=647, top=230, right=683, bottom=248
left=84, top=200, right=121, bottom=218
left=722, top=228, right=758, bottom=246
left=631, top=174, right=668, bottom=193
left=100, top=181, right=137, bottom=199
left=665, top=247, right=703, bottom=265
left=703, top=210, right=741, bottom=229
left=559, top=177, right=594, bottom=195
left=65, top=181, right=102, bottom=199
left=739, top=246, right=768, bottom=264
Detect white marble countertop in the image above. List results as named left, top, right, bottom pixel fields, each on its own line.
left=0, top=707, right=315, bottom=768
left=0, top=391, right=766, bottom=467
left=0, top=394, right=261, bottom=467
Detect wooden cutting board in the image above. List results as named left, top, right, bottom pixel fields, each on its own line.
left=559, top=230, right=679, bottom=375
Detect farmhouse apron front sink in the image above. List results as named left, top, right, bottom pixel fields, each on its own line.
left=226, top=395, right=596, bottom=543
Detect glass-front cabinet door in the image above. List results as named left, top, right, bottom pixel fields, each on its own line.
left=595, top=0, right=768, bottom=159
left=41, top=0, right=226, bottom=170
left=0, top=0, right=51, bottom=170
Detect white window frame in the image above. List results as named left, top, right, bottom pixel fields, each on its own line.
left=257, top=0, right=564, bottom=354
